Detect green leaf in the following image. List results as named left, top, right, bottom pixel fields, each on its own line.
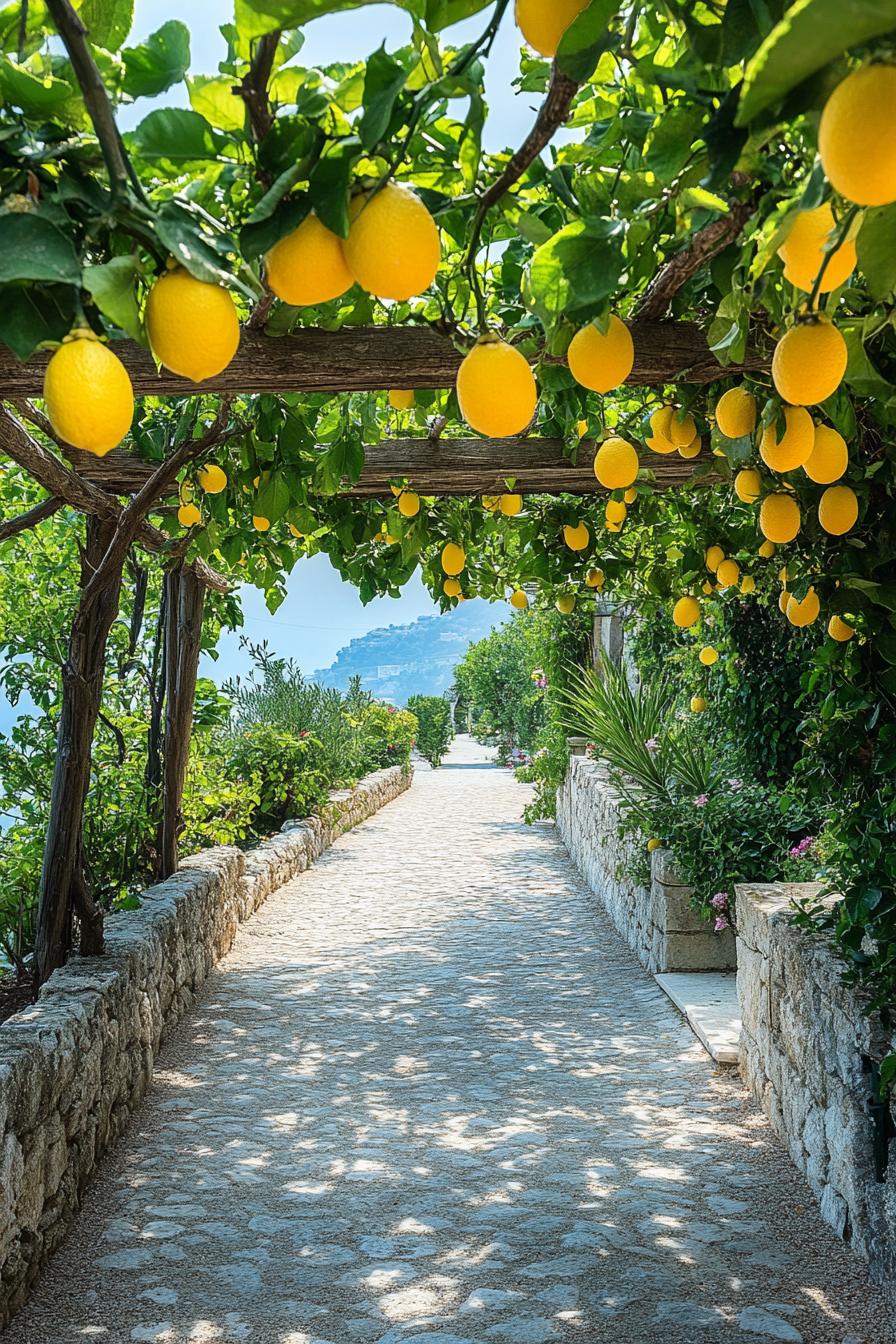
left=0, top=283, right=78, bottom=360
left=234, top=0, right=424, bottom=40
left=256, top=474, right=291, bottom=523
left=154, top=202, right=250, bottom=294
left=359, top=45, right=407, bottom=150
left=122, top=20, right=190, bottom=99
left=308, top=140, right=362, bottom=238
left=643, top=105, right=704, bottom=182
left=556, top=0, right=620, bottom=84
left=188, top=75, right=247, bottom=132
left=857, top=205, right=896, bottom=301
left=83, top=257, right=144, bottom=342
left=0, top=59, right=79, bottom=120
left=707, top=291, right=748, bottom=364
left=841, top=319, right=894, bottom=399
left=130, top=108, right=225, bottom=170
left=0, top=214, right=81, bottom=285
left=526, top=217, right=625, bottom=329
left=240, top=171, right=311, bottom=255
left=738, top=0, right=896, bottom=125
left=79, top=0, right=134, bottom=50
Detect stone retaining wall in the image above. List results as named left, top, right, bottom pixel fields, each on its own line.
left=0, top=764, right=412, bottom=1323
left=556, top=756, right=735, bottom=972
left=737, top=883, right=896, bottom=1297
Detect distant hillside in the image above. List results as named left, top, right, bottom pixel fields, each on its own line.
left=312, top=599, right=506, bottom=704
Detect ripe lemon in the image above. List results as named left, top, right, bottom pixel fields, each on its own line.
left=456, top=338, right=537, bottom=437
left=778, top=590, right=790, bottom=614
left=482, top=495, right=500, bottom=511
left=646, top=405, right=677, bottom=454
left=819, top=64, right=896, bottom=206
left=760, top=493, right=801, bottom=543
left=500, top=493, right=523, bottom=517
left=702, top=580, right=714, bottom=595
left=804, top=424, right=848, bottom=483
left=705, top=544, right=725, bottom=572
left=741, top=575, right=756, bottom=594
left=510, top=588, right=529, bottom=609
left=777, top=203, right=857, bottom=292
left=624, top=487, right=637, bottom=504
left=567, top=315, right=634, bottom=393
left=145, top=265, right=240, bottom=382
left=555, top=594, right=577, bottom=614
left=699, top=646, right=718, bottom=666
left=178, top=502, right=201, bottom=527
left=715, top=387, right=757, bottom=438
left=289, top=523, right=304, bottom=539
left=679, top=436, right=702, bottom=460
left=673, top=595, right=700, bottom=628
left=515, top=0, right=588, bottom=56
left=818, top=483, right=858, bottom=535
left=772, top=318, right=847, bottom=406
left=606, top=520, right=622, bottom=533
left=398, top=490, right=420, bottom=517
left=264, top=212, right=354, bottom=305
left=389, top=389, right=415, bottom=411
left=778, top=565, right=789, bottom=585
left=668, top=410, right=696, bottom=448
left=786, top=587, right=820, bottom=627
left=605, top=499, right=627, bottom=525
left=252, top=515, right=271, bottom=532
left=647, top=837, right=663, bottom=852
left=828, top=614, right=854, bottom=641
left=198, top=463, right=227, bottom=494
left=576, top=418, right=588, bottom=439
left=563, top=521, right=590, bottom=551
left=585, top=568, right=605, bottom=589
left=594, top=434, right=638, bottom=489
left=43, top=330, right=134, bottom=455
left=760, top=405, right=815, bottom=472
left=734, top=468, right=762, bottom=504
left=716, top=558, right=740, bottom=588
left=343, top=182, right=440, bottom=300
left=690, top=695, right=707, bottom=713
left=443, top=577, right=462, bottom=597
left=441, top=541, right=465, bottom=575
left=758, top=539, right=776, bottom=558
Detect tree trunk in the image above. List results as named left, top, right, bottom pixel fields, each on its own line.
left=159, top=565, right=206, bottom=879
left=34, top=515, right=125, bottom=983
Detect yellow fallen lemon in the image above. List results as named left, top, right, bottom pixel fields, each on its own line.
left=43, top=329, right=135, bottom=455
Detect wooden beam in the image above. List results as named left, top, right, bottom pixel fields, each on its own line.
left=0, top=322, right=768, bottom=400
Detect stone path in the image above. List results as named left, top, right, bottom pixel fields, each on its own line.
left=8, top=738, right=892, bottom=1343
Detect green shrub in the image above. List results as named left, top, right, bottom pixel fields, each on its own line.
left=353, top=702, right=417, bottom=773
left=224, top=725, right=328, bottom=833
left=406, top=695, right=452, bottom=768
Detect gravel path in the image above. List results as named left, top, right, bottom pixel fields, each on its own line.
left=7, top=737, right=892, bottom=1343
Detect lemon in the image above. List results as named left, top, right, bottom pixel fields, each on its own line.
left=606, top=520, right=622, bottom=533
left=585, top=568, right=605, bottom=589
left=443, top=577, right=462, bottom=597
left=567, top=316, right=634, bottom=393
left=389, top=389, right=415, bottom=411
left=734, top=468, right=762, bottom=504
left=760, top=493, right=801, bottom=543
left=563, top=522, right=590, bottom=551
left=819, top=63, right=896, bottom=206
left=510, top=588, right=529, bottom=609
left=778, top=565, right=789, bottom=585
left=576, top=419, right=588, bottom=439
left=178, top=503, right=201, bottom=527
left=699, top=646, right=718, bottom=666
left=43, top=330, right=134, bottom=455
left=555, top=594, right=577, bottom=614
left=786, top=587, right=820, bottom=627
left=679, top=436, right=702, bottom=460
left=772, top=318, right=847, bottom=406
left=778, top=590, right=790, bottom=614
left=716, top=558, right=740, bottom=588
left=804, top=424, right=848, bottom=484
left=441, top=541, right=465, bottom=575
left=500, top=493, right=523, bottom=517
left=690, top=695, right=707, bottom=713
left=593, top=435, right=638, bottom=489
left=741, top=575, right=756, bottom=594
left=623, top=487, right=637, bottom=504
left=818, top=483, right=858, bottom=535
left=647, top=837, right=663, bottom=852
left=252, top=515, right=271, bottom=532
left=760, top=406, right=815, bottom=472
left=289, top=523, right=304, bottom=539
left=673, top=596, right=700, bottom=628
left=758, top=539, right=776, bottom=558
left=646, top=405, right=677, bottom=454
left=702, top=580, right=714, bottom=595
left=264, top=212, right=354, bottom=305
left=605, top=499, right=627, bottom=525
left=828, top=614, right=854, bottom=641
left=398, top=490, right=420, bottom=518
left=668, top=410, right=696, bottom=448
left=705, top=545, right=725, bottom=572
left=343, top=182, right=440, bottom=300
left=482, top=495, right=500, bottom=511
left=457, top=338, right=537, bottom=437
left=715, top=387, right=757, bottom=438
left=777, top=203, right=857, bottom=292
left=198, top=463, right=227, bottom=494
left=515, top=0, right=588, bottom=56
left=145, top=265, right=240, bottom=382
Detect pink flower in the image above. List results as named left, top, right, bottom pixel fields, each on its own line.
left=694, top=794, right=708, bottom=808
left=645, top=737, right=659, bottom=753
left=710, top=892, right=729, bottom=910
left=714, top=916, right=730, bottom=932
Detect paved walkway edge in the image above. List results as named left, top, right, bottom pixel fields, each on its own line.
left=0, top=763, right=413, bottom=1325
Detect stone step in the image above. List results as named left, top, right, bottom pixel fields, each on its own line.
left=655, top=970, right=742, bottom=1065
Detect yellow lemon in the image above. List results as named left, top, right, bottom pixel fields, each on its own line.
left=819, top=63, right=896, bottom=206
left=576, top=418, right=588, bottom=439
left=786, top=588, right=820, bottom=627
left=563, top=521, right=590, bottom=551
left=760, top=493, right=801, bottom=543
left=264, top=212, right=354, bottom=305
left=778, top=590, right=790, bottom=613
left=515, top=0, right=588, bottom=56
left=673, top=596, right=700, bottom=628
left=500, top=493, right=523, bottom=517
left=567, top=315, right=634, bottom=393
left=702, top=580, right=714, bottom=595
left=734, top=468, right=762, bottom=504
left=645, top=405, right=677, bottom=454
left=828, top=614, right=855, bottom=641
left=441, top=541, right=466, bottom=575
left=398, top=490, right=420, bottom=518
left=647, top=837, right=663, bottom=852
left=252, top=515, right=271, bottom=532
left=705, top=545, right=725, bottom=572
left=43, top=330, right=134, bottom=455
left=289, top=523, right=304, bottom=539
left=760, top=405, right=815, bottom=472
left=758, top=539, right=776, bottom=558
left=443, top=577, right=462, bottom=597
left=510, top=588, right=529, bottom=609
left=668, top=410, right=697, bottom=448
left=594, top=435, right=638, bottom=489
left=606, top=520, right=622, bottom=533
left=197, top=463, right=227, bottom=494
left=716, top=558, right=740, bottom=588
left=623, top=487, right=637, bottom=504
left=679, top=436, right=702, bottom=460
left=715, top=386, right=757, bottom=438
left=457, top=339, right=537, bottom=437
left=343, top=182, right=440, bottom=300
left=482, top=495, right=500, bottom=511
left=177, top=503, right=201, bottom=527
left=777, top=203, right=857, bottom=292
left=585, top=568, right=605, bottom=589
left=145, top=265, right=240, bottom=382
left=772, top=318, right=848, bottom=406
left=804, top=424, right=848, bottom=484
left=699, top=646, right=718, bottom=666
left=555, top=593, right=577, bottom=614
left=690, top=695, right=707, bottom=713
left=818, top=483, right=858, bottom=535
left=741, top=575, right=756, bottom=594
left=389, top=389, right=415, bottom=411
left=605, top=499, right=627, bottom=525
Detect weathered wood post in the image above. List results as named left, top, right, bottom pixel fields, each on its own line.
left=159, top=565, right=206, bottom=878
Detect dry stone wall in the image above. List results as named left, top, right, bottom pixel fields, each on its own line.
left=0, top=764, right=412, bottom=1323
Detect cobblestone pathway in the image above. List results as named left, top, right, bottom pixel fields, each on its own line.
left=8, top=738, right=892, bottom=1344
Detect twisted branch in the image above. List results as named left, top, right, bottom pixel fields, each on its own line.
left=0, top=495, right=64, bottom=541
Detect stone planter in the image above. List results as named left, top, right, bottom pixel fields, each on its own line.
left=566, top=735, right=590, bottom=757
